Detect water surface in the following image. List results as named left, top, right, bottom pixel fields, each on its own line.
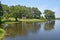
left=1, top=20, right=60, bottom=40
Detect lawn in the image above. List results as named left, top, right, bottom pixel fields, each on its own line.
left=2, top=18, right=47, bottom=23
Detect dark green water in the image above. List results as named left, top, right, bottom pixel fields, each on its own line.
left=1, top=20, right=60, bottom=40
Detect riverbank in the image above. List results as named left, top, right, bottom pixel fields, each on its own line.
left=20, top=19, right=47, bottom=22
left=2, top=18, right=48, bottom=23
left=55, top=18, right=60, bottom=20
left=1, top=18, right=56, bottom=23
left=0, top=28, right=5, bottom=40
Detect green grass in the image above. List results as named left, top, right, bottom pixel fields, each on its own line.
left=20, top=19, right=47, bottom=22
left=2, top=18, right=47, bottom=23
left=5, top=22, right=20, bottom=24
left=0, top=28, right=5, bottom=39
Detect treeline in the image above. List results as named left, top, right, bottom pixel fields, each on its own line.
left=0, top=2, right=55, bottom=21
left=2, top=4, right=41, bottom=19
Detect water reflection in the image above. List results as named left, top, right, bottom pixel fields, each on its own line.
left=4, top=22, right=41, bottom=38
left=2, top=21, right=56, bottom=40
left=44, top=21, right=55, bottom=31
left=32, top=22, right=41, bottom=32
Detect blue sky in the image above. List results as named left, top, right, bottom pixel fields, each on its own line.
left=0, top=0, right=60, bottom=18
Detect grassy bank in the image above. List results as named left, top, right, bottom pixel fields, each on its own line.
left=0, top=28, right=5, bottom=40
left=2, top=18, right=47, bottom=23
left=20, top=19, right=47, bottom=22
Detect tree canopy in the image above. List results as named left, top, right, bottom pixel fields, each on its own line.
left=44, top=9, right=55, bottom=21
left=0, top=1, right=4, bottom=22
left=0, top=1, right=55, bottom=21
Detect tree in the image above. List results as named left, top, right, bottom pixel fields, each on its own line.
left=32, top=7, right=41, bottom=19
left=9, top=6, right=20, bottom=21
left=2, top=5, right=10, bottom=20
left=0, top=1, right=3, bottom=22
left=43, top=9, right=55, bottom=21
left=9, top=5, right=34, bottom=21
left=9, top=5, right=30, bottom=21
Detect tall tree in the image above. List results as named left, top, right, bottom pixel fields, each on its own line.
left=2, top=4, right=10, bottom=20
left=9, top=6, right=20, bottom=21
left=32, top=7, right=41, bottom=19
left=44, top=9, right=55, bottom=21
left=0, top=1, right=3, bottom=22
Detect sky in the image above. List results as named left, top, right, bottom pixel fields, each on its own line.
left=0, top=0, right=60, bottom=18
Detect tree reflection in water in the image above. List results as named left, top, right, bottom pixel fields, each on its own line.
left=4, top=22, right=41, bottom=38
left=32, top=22, right=41, bottom=32
left=44, top=21, right=55, bottom=31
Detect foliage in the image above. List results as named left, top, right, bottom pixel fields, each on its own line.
left=0, top=1, right=55, bottom=21
left=1, top=5, right=42, bottom=21
left=0, top=1, right=4, bottom=22
left=32, top=7, right=41, bottom=19
left=0, top=28, right=5, bottom=39
left=44, top=9, right=55, bottom=21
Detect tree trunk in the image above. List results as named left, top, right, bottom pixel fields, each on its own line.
left=0, top=17, right=2, bottom=23
left=15, top=17, right=18, bottom=21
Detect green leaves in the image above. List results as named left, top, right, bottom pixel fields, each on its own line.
left=44, top=9, right=55, bottom=21
left=0, top=1, right=3, bottom=22
left=0, top=2, right=55, bottom=21
left=32, top=7, right=42, bottom=19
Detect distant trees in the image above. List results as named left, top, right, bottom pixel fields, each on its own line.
left=43, top=10, right=55, bottom=21
left=9, top=5, right=34, bottom=21
left=0, top=1, right=55, bottom=21
left=2, top=5, right=42, bottom=21
left=32, top=7, right=42, bottom=19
